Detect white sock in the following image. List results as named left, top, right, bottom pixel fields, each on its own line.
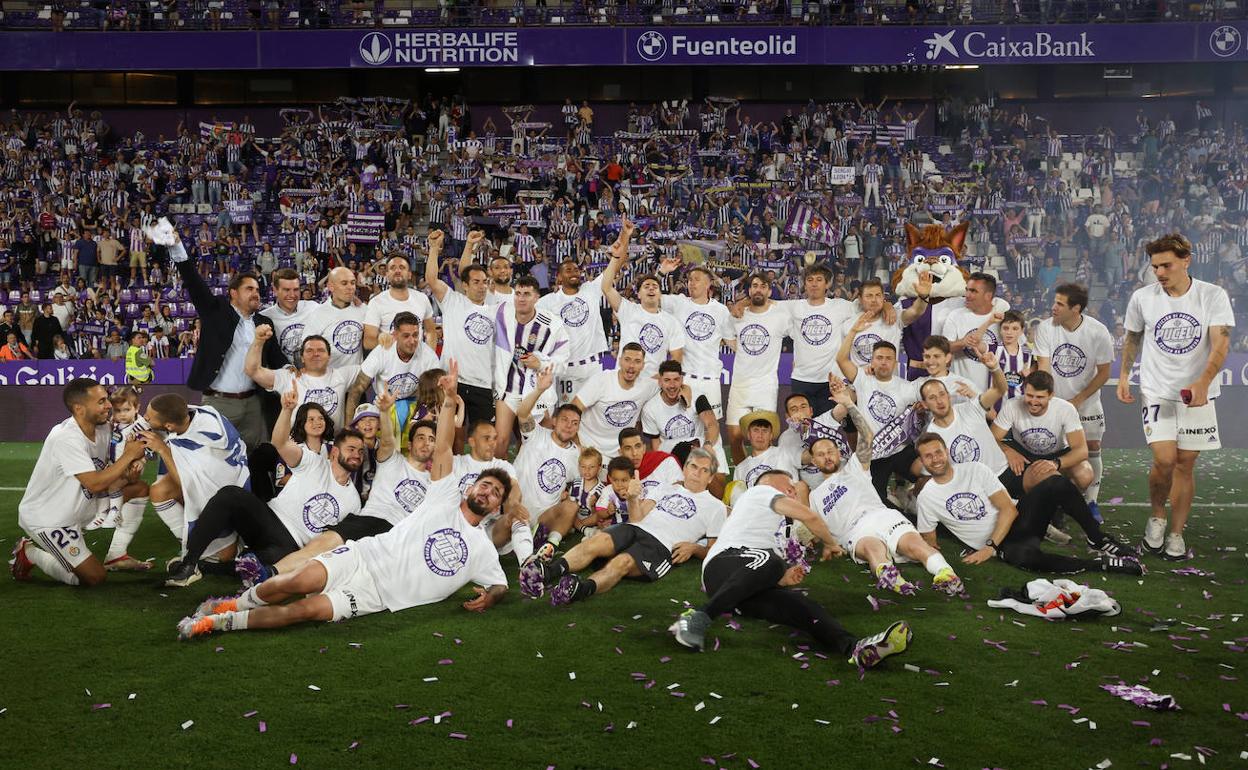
left=154, top=500, right=186, bottom=545
left=105, top=490, right=123, bottom=526
left=547, top=530, right=563, bottom=548
left=24, top=543, right=81, bottom=585
left=511, top=521, right=534, bottom=565
left=106, top=498, right=147, bottom=562
left=1086, top=451, right=1103, bottom=503
left=212, top=610, right=249, bottom=631
left=236, top=585, right=268, bottom=610
left=924, top=552, right=952, bottom=576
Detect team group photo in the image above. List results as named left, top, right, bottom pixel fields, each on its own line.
left=0, top=8, right=1245, bottom=768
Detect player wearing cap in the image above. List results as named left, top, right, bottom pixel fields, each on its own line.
left=1119, top=234, right=1234, bottom=560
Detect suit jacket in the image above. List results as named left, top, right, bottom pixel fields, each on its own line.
left=169, top=251, right=287, bottom=392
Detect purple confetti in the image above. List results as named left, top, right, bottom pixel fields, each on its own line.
left=1108, top=496, right=1124, bottom=504
left=438, top=659, right=453, bottom=665
left=506, top=719, right=513, bottom=728
left=395, top=705, right=410, bottom=710
left=1131, top=720, right=1151, bottom=727
left=448, top=732, right=468, bottom=740
left=259, top=721, right=267, bottom=733
left=1100, top=683, right=1180, bottom=711
left=243, top=710, right=258, bottom=718
left=348, top=742, right=359, bottom=751
left=92, top=704, right=111, bottom=711
left=867, top=595, right=881, bottom=612
left=659, top=656, right=672, bottom=664
left=289, top=755, right=297, bottom=765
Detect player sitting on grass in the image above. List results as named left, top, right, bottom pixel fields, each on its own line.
left=177, top=361, right=509, bottom=639
left=11, top=377, right=148, bottom=587
left=235, top=386, right=436, bottom=586
left=86, top=385, right=155, bottom=572
left=671, top=471, right=914, bottom=672
left=519, top=448, right=725, bottom=606
left=914, top=433, right=1142, bottom=575
left=164, top=379, right=365, bottom=588
left=805, top=379, right=965, bottom=596
left=531, top=446, right=608, bottom=558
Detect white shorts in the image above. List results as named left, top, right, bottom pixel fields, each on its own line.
left=313, top=545, right=386, bottom=622
left=499, top=388, right=554, bottom=424
left=842, top=509, right=917, bottom=565
left=558, top=362, right=603, bottom=405
left=726, top=378, right=779, bottom=425
left=1141, top=396, right=1220, bottom=452
left=686, top=375, right=724, bottom=420
left=1077, top=397, right=1106, bottom=442
left=26, top=524, right=92, bottom=570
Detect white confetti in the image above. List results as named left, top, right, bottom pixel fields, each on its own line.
left=626, top=722, right=637, bottom=730
left=308, top=685, right=321, bottom=691
left=181, top=720, right=194, bottom=730
left=1096, top=760, right=1112, bottom=769
left=422, top=677, right=438, bottom=683
left=708, top=692, right=722, bottom=699
left=904, top=664, right=921, bottom=673
left=694, top=702, right=705, bottom=712
left=434, top=715, right=442, bottom=725
left=1004, top=680, right=1019, bottom=687
left=568, top=672, right=576, bottom=680
left=535, top=652, right=543, bottom=658
left=791, top=703, right=799, bottom=710
left=128, top=694, right=136, bottom=700
left=709, top=716, right=721, bottom=725
left=815, top=718, right=830, bottom=725
left=666, top=683, right=680, bottom=690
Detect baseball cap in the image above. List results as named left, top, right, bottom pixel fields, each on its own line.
left=350, top=403, right=381, bottom=427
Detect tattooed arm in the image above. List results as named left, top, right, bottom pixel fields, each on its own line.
left=1115, top=329, right=1143, bottom=404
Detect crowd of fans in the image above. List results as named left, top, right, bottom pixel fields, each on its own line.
left=5, top=0, right=1242, bottom=32
left=0, top=91, right=1246, bottom=367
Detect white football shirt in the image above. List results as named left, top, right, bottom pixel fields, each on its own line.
left=704, top=484, right=786, bottom=569
left=634, top=483, right=726, bottom=552
left=19, top=417, right=111, bottom=530
left=270, top=447, right=362, bottom=546
left=808, top=459, right=888, bottom=543
left=437, top=290, right=496, bottom=390
left=270, top=365, right=361, bottom=429
left=361, top=452, right=432, bottom=526
left=661, top=294, right=734, bottom=382
left=363, top=288, right=433, bottom=334
left=617, top=299, right=686, bottom=377
left=732, top=302, right=791, bottom=383
left=302, top=301, right=367, bottom=370
left=786, top=297, right=856, bottom=383
left=993, top=396, right=1083, bottom=457
left=916, top=461, right=1007, bottom=550
left=359, top=342, right=441, bottom=400
left=1032, top=316, right=1114, bottom=402
left=514, top=424, right=581, bottom=515
left=574, top=370, right=660, bottom=458
left=1124, top=279, right=1235, bottom=401
left=940, top=306, right=1002, bottom=388
left=536, top=276, right=607, bottom=363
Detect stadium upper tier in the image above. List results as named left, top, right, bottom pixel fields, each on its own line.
left=2, top=0, right=1243, bottom=31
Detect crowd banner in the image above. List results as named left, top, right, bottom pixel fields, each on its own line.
left=0, top=23, right=1245, bottom=70
left=346, top=212, right=385, bottom=243
left=224, top=199, right=254, bottom=224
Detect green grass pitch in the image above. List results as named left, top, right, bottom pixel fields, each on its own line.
left=0, top=443, right=1244, bottom=769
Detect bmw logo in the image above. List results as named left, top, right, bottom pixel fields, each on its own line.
left=1210, top=25, right=1241, bottom=57
left=360, top=32, right=393, bottom=66
left=637, top=31, right=668, bottom=62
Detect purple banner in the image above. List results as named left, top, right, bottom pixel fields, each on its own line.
left=0, top=358, right=189, bottom=386
left=1, top=22, right=1244, bottom=70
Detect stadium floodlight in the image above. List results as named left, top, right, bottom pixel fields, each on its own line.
left=944, top=64, right=979, bottom=70
left=425, top=67, right=461, bottom=73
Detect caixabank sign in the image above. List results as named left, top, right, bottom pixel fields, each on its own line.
left=0, top=22, right=1244, bottom=70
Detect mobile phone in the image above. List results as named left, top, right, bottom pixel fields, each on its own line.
left=1180, top=389, right=1192, bottom=405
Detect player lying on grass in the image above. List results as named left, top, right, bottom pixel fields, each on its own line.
left=804, top=381, right=965, bottom=596
left=178, top=361, right=509, bottom=639
left=914, top=433, right=1143, bottom=575
left=519, top=448, right=725, bottom=606
left=233, top=383, right=437, bottom=586
left=670, top=470, right=913, bottom=671
left=12, top=377, right=149, bottom=587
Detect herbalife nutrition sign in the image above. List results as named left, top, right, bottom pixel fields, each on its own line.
left=356, top=30, right=520, bottom=66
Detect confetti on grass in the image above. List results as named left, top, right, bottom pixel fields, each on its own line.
left=92, top=704, right=110, bottom=711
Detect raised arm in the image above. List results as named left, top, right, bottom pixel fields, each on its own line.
left=977, top=348, right=1008, bottom=410
left=830, top=378, right=874, bottom=466
left=459, top=229, right=485, bottom=276
left=836, top=312, right=873, bottom=382
left=374, top=383, right=397, bottom=464
left=244, top=324, right=279, bottom=390
left=429, top=359, right=459, bottom=482
left=515, top=365, right=554, bottom=433
left=424, top=229, right=450, bottom=303
left=899, top=270, right=933, bottom=326
left=599, top=218, right=636, bottom=311
left=272, top=379, right=305, bottom=469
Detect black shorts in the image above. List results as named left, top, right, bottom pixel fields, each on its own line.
left=998, top=468, right=1026, bottom=500
left=1004, top=439, right=1071, bottom=465
left=458, top=382, right=495, bottom=428
left=606, top=523, right=672, bottom=582
left=328, top=514, right=392, bottom=542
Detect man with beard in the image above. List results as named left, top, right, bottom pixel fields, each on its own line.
left=427, top=229, right=498, bottom=429
left=485, top=253, right=515, bottom=308
left=165, top=380, right=366, bottom=587
left=11, top=378, right=148, bottom=587
left=915, top=434, right=1142, bottom=575
left=726, top=273, right=792, bottom=463
left=177, top=367, right=509, bottom=638
left=514, top=367, right=583, bottom=563
left=805, top=386, right=965, bottom=596
left=571, top=342, right=660, bottom=461
left=345, top=311, right=440, bottom=425
left=536, top=255, right=610, bottom=405
left=656, top=263, right=736, bottom=421
left=363, top=255, right=436, bottom=351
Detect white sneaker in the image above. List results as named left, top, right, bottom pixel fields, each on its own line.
left=1142, top=517, right=1166, bottom=553
left=1162, top=532, right=1187, bottom=561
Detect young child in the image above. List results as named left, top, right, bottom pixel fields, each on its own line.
left=398, top=368, right=464, bottom=451
left=531, top=447, right=608, bottom=560
left=88, top=386, right=154, bottom=571
left=594, top=456, right=641, bottom=528
left=993, top=310, right=1034, bottom=414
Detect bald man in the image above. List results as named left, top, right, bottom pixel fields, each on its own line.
left=302, top=267, right=367, bottom=371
